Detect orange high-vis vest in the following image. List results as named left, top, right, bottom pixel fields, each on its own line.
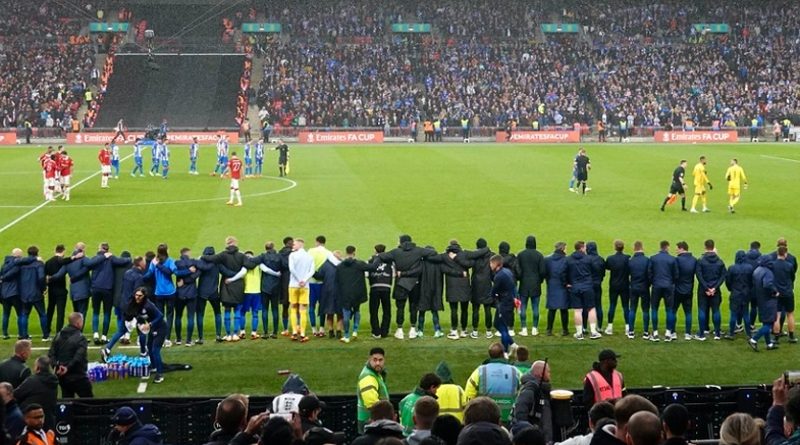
left=585, top=370, right=623, bottom=402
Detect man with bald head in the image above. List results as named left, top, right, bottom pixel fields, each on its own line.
left=590, top=394, right=659, bottom=445
left=465, top=342, right=520, bottom=424
left=512, top=360, right=552, bottom=442
left=626, top=411, right=663, bottom=445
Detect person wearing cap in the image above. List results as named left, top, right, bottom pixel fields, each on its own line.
left=107, top=406, right=163, bottom=445
left=435, top=361, right=466, bottom=423
left=512, top=361, right=552, bottom=443
left=272, top=374, right=310, bottom=417
left=16, top=404, right=54, bottom=445
left=298, top=395, right=327, bottom=434
left=583, top=350, right=624, bottom=409
left=357, top=347, right=389, bottom=433
left=465, top=342, right=521, bottom=425
left=399, top=373, right=441, bottom=435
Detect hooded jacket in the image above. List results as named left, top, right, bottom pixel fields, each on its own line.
left=351, top=420, right=405, bottom=445
left=18, top=256, right=45, bottom=303
left=121, top=266, right=147, bottom=310
left=419, top=252, right=445, bottom=311
left=648, top=250, right=678, bottom=288
left=175, top=255, right=200, bottom=300
left=118, top=422, right=163, bottom=445
left=516, top=236, right=546, bottom=298
left=255, top=248, right=282, bottom=295
left=85, top=251, right=131, bottom=291
left=605, top=251, right=630, bottom=290
left=202, top=245, right=248, bottom=305
left=628, top=252, right=650, bottom=291
left=456, top=421, right=512, bottom=445
left=696, top=252, right=727, bottom=293
left=196, top=247, right=220, bottom=300
left=498, top=242, right=517, bottom=279
left=586, top=242, right=606, bottom=288
left=512, top=373, right=553, bottom=443
left=313, top=259, right=340, bottom=313
left=112, top=252, right=132, bottom=307
left=60, top=250, right=92, bottom=301
left=460, top=242, right=492, bottom=305
left=14, top=369, right=59, bottom=430
left=435, top=361, right=466, bottom=422
left=566, top=251, right=595, bottom=291
left=725, top=250, right=753, bottom=301
left=442, top=244, right=471, bottom=303
left=545, top=249, right=568, bottom=309
left=378, top=240, right=436, bottom=298
left=753, top=256, right=778, bottom=324
left=1, top=255, right=21, bottom=299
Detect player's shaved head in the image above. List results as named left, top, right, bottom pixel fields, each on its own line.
left=634, top=241, right=643, bottom=251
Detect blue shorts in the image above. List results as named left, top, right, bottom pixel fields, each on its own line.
left=569, top=288, right=595, bottom=309
left=242, top=293, right=261, bottom=312
left=134, top=157, right=143, bottom=166
left=245, top=159, right=252, bottom=165
left=220, top=157, right=228, bottom=165
left=161, top=161, right=169, bottom=168
left=111, top=160, right=120, bottom=168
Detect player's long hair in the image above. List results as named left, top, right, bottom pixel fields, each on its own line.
left=124, top=286, right=150, bottom=321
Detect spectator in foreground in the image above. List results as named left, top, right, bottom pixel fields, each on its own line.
left=625, top=411, right=662, bottom=445
left=431, top=415, right=462, bottom=445
left=16, top=404, right=54, bottom=445
left=203, top=396, right=247, bottom=445
left=0, top=383, right=23, bottom=440
left=457, top=397, right=511, bottom=445
left=765, top=375, right=799, bottom=445
left=107, top=406, right=163, bottom=445
left=590, top=395, right=658, bottom=445
left=0, top=341, right=31, bottom=389
left=513, top=427, right=546, bottom=445
left=407, top=396, right=439, bottom=445
left=351, top=400, right=404, bottom=445
left=13, top=356, right=58, bottom=431
left=556, top=401, right=615, bottom=445
left=298, top=395, right=327, bottom=434
left=661, top=404, right=691, bottom=445
left=720, top=412, right=765, bottom=445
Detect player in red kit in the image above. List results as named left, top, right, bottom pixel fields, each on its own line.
left=43, top=155, right=57, bottom=201
left=39, top=146, right=54, bottom=198
left=59, top=151, right=74, bottom=200
left=225, top=151, right=243, bottom=206
left=99, top=144, right=112, bottom=188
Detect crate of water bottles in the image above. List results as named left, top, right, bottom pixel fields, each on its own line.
left=88, top=354, right=151, bottom=382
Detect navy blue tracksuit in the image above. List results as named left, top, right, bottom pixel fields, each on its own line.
left=18, top=257, right=46, bottom=339
left=586, top=243, right=605, bottom=327
left=566, top=251, right=596, bottom=310
left=648, top=250, right=678, bottom=334
left=696, top=252, right=727, bottom=338
left=725, top=251, right=753, bottom=336
left=675, top=252, right=697, bottom=335
left=490, top=267, right=516, bottom=351
left=628, top=252, right=651, bottom=333
left=752, top=257, right=778, bottom=346
left=605, top=251, right=630, bottom=328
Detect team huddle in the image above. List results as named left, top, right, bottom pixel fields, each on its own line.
left=660, top=156, right=748, bottom=214
left=37, top=136, right=291, bottom=206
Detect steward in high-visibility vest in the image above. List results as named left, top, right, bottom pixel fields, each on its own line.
left=399, top=373, right=441, bottom=435
left=357, top=347, right=389, bottom=433
left=435, top=361, right=466, bottom=422
left=583, top=349, right=624, bottom=408
left=465, top=343, right=521, bottom=423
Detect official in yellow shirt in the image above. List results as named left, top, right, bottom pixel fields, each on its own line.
left=690, top=156, right=712, bottom=213
left=725, top=159, right=748, bottom=213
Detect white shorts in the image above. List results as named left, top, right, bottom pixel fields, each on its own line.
left=101, top=165, right=111, bottom=174
left=61, top=175, right=71, bottom=186
left=46, top=178, right=55, bottom=187
left=230, top=179, right=239, bottom=190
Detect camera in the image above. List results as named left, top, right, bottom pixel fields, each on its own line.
left=784, top=371, right=800, bottom=386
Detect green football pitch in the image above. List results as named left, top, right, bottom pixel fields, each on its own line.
left=0, top=142, right=798, bottom=398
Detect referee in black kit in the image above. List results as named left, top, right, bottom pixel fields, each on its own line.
left=661, top=160, right=688, bottom=211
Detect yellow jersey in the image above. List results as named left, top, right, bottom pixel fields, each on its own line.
left=693, top=162, right=709, bottom=187
left=726, top=165, right=747, bottom=188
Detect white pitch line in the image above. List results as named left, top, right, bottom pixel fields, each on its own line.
left=761, top=155, right=800, bottom=163
left=0, top=153, right=133, bottom=235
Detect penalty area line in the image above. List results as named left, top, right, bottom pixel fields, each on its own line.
left=0, top=153, right=133, bottom=235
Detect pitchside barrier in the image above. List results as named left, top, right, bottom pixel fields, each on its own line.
left=53, top=384, right=772, bottom=444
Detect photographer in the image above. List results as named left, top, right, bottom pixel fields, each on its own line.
left=512, top=361, right=552, bottom=443
left=766, top=375, right=800, bottom=445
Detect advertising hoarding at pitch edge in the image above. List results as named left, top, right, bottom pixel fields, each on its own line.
left=66, top=131, right=240, bottom=144
left=0, top=132, right=17, bottom=145
left=654, top=130, right=738, bottom=143
left=495, top=130, right=580, bottom=143
left=298, top=131, right=384, bottom=144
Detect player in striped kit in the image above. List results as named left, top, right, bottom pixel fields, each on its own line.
left=225, top=152, right=243, bottom=206
left=159, top=139, right=170, bottom=179
left=149, top=139, right=161, bottom=176
left=131, top=139, right=145, bottom=177
left=244, top=141, right=253, bottom=178
left=59, top=151, right=74, bottom=200
left=212, top=135, right=229, bottom=177
left=110, top=142, right=121, bottom=179
left=254, top=138, right=264, bottom=177
left=189, top=137, right=199, bottom=175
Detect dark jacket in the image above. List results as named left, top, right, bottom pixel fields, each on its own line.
left=44, top=255, right=73, bottom=295
left=254, top=249, right=282, bottom=295
left=648, top=250, right=678, bottom=288
left=314, top=260, right=340, bottom=314
left=512, top=374, right=553, bottom=443
left=566, top=251, right=595, bottom=291
left=14, top=369, right=59, bottom=430
left=202, top=245, right=248, bottom=305
left=516, top=236, right=546, bottom=298
left=419, top=253, right=444, bottom=311
left=335, top=257, right=375, bottom=309
left=498, top=242, right=517, bottom=280
left=460, top=246, right=492, bottom=305
left=112, top=252, right=131, bottom=307
left=85, top=252, right=131, bottom=291
left=121, top=267, right=146, bottom=310
left=379, top=241, right=436, bottom=299
left=675, top=252, right=697, bottom=295
left=545, top=250, right=568, bottom=309
left=368, top=255, right=393, bottom=291
left=61, top=251, right=92, bottom=301
left=0, top=356, right=30, bottom=388
left=726, top=251, right=754, bottom=302
left=766, top=404, right=800, bottom=445
left=351, top=420, right=405, bottom=445
left=196, top=247, right=220, bottom=300
left=442, top=244, right=471, bottom=303
left=605, top=251, right=630, bottom=290
left=1, top=256, right=22, bottom=299
left=175, top=255, right=200, bottom=300
left=203, top=429, right=237, bottom=445
left=117, top=422, right=163, bottom=445
left=4, top=399, right=24, bottom=439
left=628, top=252, right=650, bottom=291
left=491, top=267, right=517, bottom=313
left=48, top=325, right=89, bottom=378
left=744, top=249, right=761, bottom=270
left=456, top=421, right=512, bottom=445
left=586, top=242, right=606, bottom=288
left=589, top=424, right=626, bottom=445
left=18, top=256, right=45, bottom=303
left=753, top=256, right=778, bottom=324
left=278, top=244, right=292, bottom=302
left=696, top=252, right=727, bottom=294
left=772, top=257, right=796, bottom=297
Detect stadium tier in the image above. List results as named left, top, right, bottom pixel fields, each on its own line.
left=93, top=54, right=245, bottom=130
